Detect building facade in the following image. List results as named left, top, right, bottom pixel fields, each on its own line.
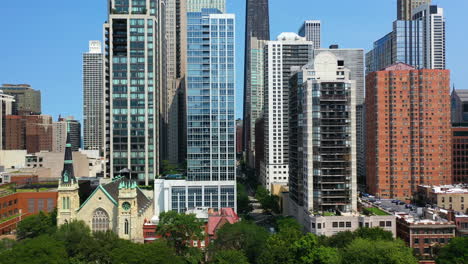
left=163, top=0, right=187, bottom=165
left=0, top=91, right=14, bottom=150
left=103, top=0, right=163, bottom=184
left=53, top=116, right=81, bottom=153
left=5, top=115, right=53, bottom=154
left=83, top=41, right=104, bottom=151
left=261, top=33, right=313, bottom=190
left=243, top=0, right=269, bottom=163
left=451, top=89, right=468, bottom=124
left=0, top=84, right=41, bottom=115
left=366, top=63, right=452, bottom=200
left=288, top=52, right=357, bottom=220
left=452, top=126, right=468, bottom=184
left=298, top=20, right=321, bottom=49
left=245, top=37, right=267, bottom=168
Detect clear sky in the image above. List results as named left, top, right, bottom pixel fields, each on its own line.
left=1, top=0, right=467, bottom=121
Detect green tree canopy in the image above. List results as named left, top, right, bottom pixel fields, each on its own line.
left=0, top=235, right=68, bottom=264
left=212, top=221, right=270, bottom=264
left=210, top=250, right=250, bottom=264
left=156, top=211, right=204, bottom=255
left=341, top=238, right=418, bottom=264
left=436, top=237, right=468, bottom=264
left=109, top=240, right=184, bottom=264
left=16, top=211, right=55, bottom=240
left=54, top=220, right=92, bottom=258
left=237, top=183, right=253, bottom=216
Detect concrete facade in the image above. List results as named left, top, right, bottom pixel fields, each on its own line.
left=0, top=150, right=27, bottom=169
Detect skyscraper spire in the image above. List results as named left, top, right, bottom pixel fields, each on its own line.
left=61, top=126, right=76, bottom=184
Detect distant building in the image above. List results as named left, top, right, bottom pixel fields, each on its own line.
left=366, top=3, right=445, bottom=72
left=236, top=120, right=243, bottom=156
left=83, top=41, right=103, bottom=152
left=396, top=212, right=456, bottom=258
left=417, top=185, right=468, bottom=213
left=451, top=89, right=468, bottom=124
left=397, top=0, right=431, bottom=20
left=0, top=91, right=14, bottom=150
left=261, top=32, right=313, bottom=191
left=0, top=84, right=41, bottom=115
left=0, top=150, right=27, bottom=170
left=298, top=20, right=321, bottom=49
left=366, top=63, right=452, bottom=200
left=452, top=125, right=468, bottom=184
left=52, top=116, right=81, bottom=152
left=186, top=0, right=225, bottom=12
left=5, top=115, right=53, bottom=154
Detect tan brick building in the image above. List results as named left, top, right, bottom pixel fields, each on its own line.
left=417, top=185, right=468, bottom=213
left=366, top=63, right=452, bottom=200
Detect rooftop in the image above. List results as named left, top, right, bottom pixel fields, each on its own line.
left=420, top=184, right=468, bottom=194
left=454, top=89, right=468, bottom=101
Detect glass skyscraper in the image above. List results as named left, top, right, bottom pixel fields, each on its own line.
left=103, top=0, right=162, bottom=185
left=186, top=8, right=236, bottom=184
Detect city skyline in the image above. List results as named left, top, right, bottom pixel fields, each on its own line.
left=1, top=0, right=467, bottom=121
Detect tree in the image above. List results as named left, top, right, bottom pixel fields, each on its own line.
left=354, top=227, right=394, bottom=242
left=110, top=239, right=184, bottom=264
left=161, top=160, right=179, bottom=175
left=54, top=220, right=92, bottom=258
left=237, top=183, right=253, bottom=215
left=341, top=238, right=418, bottom=264
left=16, top=211, right=55, bottom=240
left=73, top=231, right=123, bottom=264
left=212, top=221, right=270, bottom=263
left=0, top=239, right=16, bottom=253
left=255, top=186, right=280, bottom=214
left=436, top=237, right=468, bottom=264
left=321, top=231, right=355, bottom=248
left=0, top=235, right=68, bottom=264
left=293, top=234, right=340, bottom=264
left=211, top=250, right=250, bottom=264
left=156, top=211, right=204, bottom=255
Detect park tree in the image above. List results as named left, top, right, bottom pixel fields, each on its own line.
left=54, top=220, right=92, bottom=258
left=354, top=227, right=394, bottom=241
left=436, top=237, right=468, bottom=264
left=156, top=211, right=204, bottom=256
left=237, top=183, right=253, bottom=216
left=212, top=221, right=270, bottom=263
left=0, top=235, right=68, bottom=264
left=210, top=250, right=250, bottom=264
left=110, top=239, right=184, bottom=264
left=16, top=211, right=55, bottom=240
left=341, top=238, right=418, bottom=264
left=293, top=234, right=340, bottom=264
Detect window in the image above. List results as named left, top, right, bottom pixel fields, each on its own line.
left=386, top=221, right=392, bottom=227
left=92, top=208, right=110, bottom=232
left=379, top=221, right=385, bottom=227
left=317, top=223, right=322, bottom=229
left=28, top=199, right=35, bottom=213
left=414, top=238, right=419, bottom=244
left=339, top=222, right=345, bottom=228
left=124, top=219, right=129, bottom=235
left=333, top=222, right=338, bottom=228
left=346, top=222, right=352, bottom=228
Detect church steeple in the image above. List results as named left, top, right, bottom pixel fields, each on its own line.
left=61, top=125, right=76, bottom=184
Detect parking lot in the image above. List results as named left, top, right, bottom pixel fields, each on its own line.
left=362, top=197, right=423, bottom=218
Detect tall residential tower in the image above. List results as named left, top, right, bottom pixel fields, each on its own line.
left=83, top=41, right=104, bottom=151
left=103, top=0, right=164, bottom=184
left=298, top=20, right=321, bottom=49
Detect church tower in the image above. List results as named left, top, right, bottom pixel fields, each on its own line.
left=118, top=181, right=138, bottom=240
left=57, top=129, right=80, bottom=226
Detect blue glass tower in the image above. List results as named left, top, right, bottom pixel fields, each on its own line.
left=181, top=8, right=236, bottom=210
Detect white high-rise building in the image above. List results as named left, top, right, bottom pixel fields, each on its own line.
left=260, top=33, right=313, bottom=191
left=298, top=20, right=321, bottom=49
left=83, top=41, right=103, bottom=151
left=412, top=4, right=445, bottom=70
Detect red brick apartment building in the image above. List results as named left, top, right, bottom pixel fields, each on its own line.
left=452, top=126, right=468, bottom=183
left=0, top=187, right=57, bottom=234
left=366, top=63, right=452, bottom=200
left=396, top=213, right=456, bottom=259
left=5, top=115, right=53, bottom=153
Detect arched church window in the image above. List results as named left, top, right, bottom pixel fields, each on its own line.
left=92, top=208, right=110, bottom=232
left=124, top=219, right=129, bottom=235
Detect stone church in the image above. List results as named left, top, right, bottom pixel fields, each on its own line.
left=57, top=134, right=153, bottom=242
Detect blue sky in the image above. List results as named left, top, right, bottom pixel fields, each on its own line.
left=1, top=0, right=466, bottom=120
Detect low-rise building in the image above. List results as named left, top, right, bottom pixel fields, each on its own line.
left=0, top=150, right=27, bottom=169
left=0, top=185, right=57, bottom=235
left=454, top=214, right=468, bottom=237
left=143, top=207, right=239, bottom=246
left=306, top=213, right=396, bottom=237
left=396, top=212, right=456, bottom=258
left=417, top=185, right=468, bottom=213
